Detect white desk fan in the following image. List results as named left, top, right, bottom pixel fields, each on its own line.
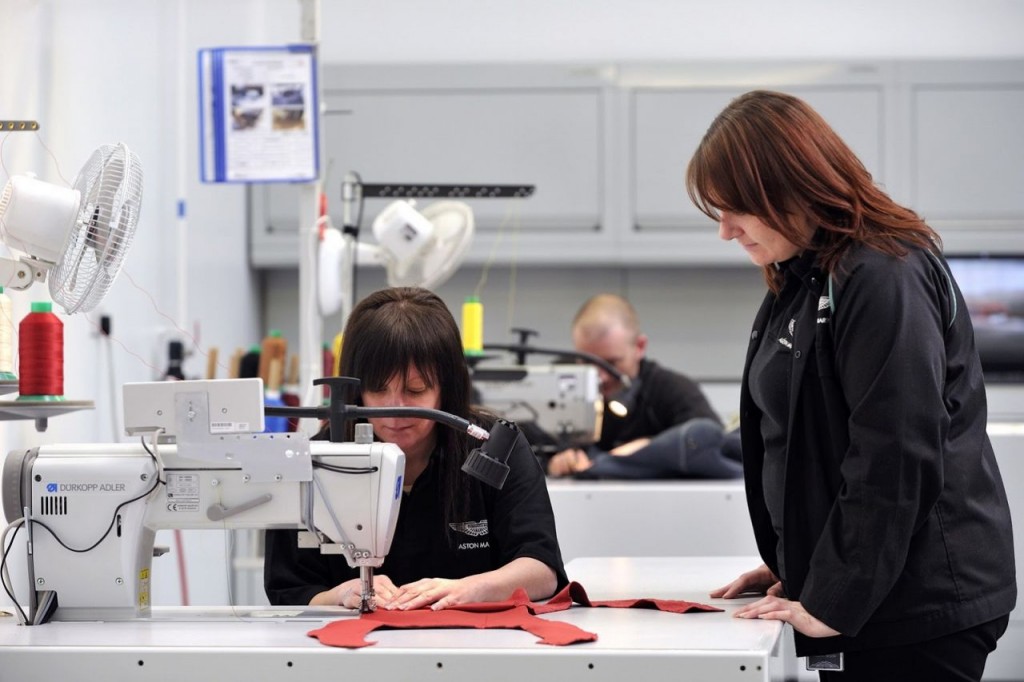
left=0, top=142, right=143, bottom=313
left=317, top=198, right=474, bottom=318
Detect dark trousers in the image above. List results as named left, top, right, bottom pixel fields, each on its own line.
left=818, top=615, right=1009, bottom=682
left=575, top=418, right=744, bottom=480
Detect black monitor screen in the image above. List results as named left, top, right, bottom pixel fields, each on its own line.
left=946, top=254, right=1024, bottom=382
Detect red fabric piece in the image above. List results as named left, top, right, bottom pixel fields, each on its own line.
left=533, top=581, right=723, bottom=615
left=307, top=581, right=721, bottom=648
left=308, top=604, right=597, bottom=647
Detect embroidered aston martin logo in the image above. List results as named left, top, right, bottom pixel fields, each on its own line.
left=778, top=318, right=795, bottom=349
left=817, top=296, right=832, bottom=324
left=449, top=520, right=489, bottom=537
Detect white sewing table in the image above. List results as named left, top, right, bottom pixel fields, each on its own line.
left=0, top=556, right=785, bottom=681
left=545, top=478, right=758, bottom=561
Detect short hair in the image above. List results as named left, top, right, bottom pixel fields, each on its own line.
left=572, top=293, right=639, bottom=342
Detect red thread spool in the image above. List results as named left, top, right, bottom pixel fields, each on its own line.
left=18, top=301, right=64, bottom=400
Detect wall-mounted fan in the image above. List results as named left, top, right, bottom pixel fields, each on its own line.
left=0, top=142, right=143, bottom=313
left=316, top=173, right=533, bottom=321
left=317, top=198, right=474, bottom=318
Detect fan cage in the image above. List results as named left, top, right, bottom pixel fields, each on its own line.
left=49, top=143, right=143, bottom=314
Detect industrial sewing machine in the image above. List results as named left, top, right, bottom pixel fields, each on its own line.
left=472, top=364, right=603, bottom=455
left=471, top=330, right=636, bottom=455
left=1, top=377, right=508, bottom=624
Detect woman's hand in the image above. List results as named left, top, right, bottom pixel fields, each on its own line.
left=378, top=558, right=556, bottom=611
left=382, top=575, right=492, bottom=611
left=733, top=595, right=841, bottom=638
left=313, top=575, right=400, bottom=609
left=710, top=563, right=782, bottom=599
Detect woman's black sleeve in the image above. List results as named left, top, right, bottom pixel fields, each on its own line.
left=263, top=528, right=356, bottom=605
left=486, top=429, right=569, bottom=591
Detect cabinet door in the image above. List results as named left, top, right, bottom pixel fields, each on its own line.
left=629, top=86, right=884, bottom=263
left=911, top=85, right=1024, bottom=253
left=250, top=85, right=606, bottom=267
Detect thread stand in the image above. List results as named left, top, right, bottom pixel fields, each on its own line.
left=0, top=381, right=93, bottom=432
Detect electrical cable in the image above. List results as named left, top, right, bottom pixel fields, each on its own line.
left=313, top=461, right=378, bottom=475
left=22, top=440, right=161, bottom=557
left=140, top=435, right=167, bottom=485
left=1, top=519, right=29, bottom=625
left=105, top=332, right=120, bottom=441
left=344, top=406, right=490, bottom=441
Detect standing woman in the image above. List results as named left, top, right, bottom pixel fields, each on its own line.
left=686, top=90, right=1015, bottom=681
left=265, top=287, right=566, bottom=610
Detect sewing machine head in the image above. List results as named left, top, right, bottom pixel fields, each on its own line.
left=471, top=364, right=603, bottom=454
left=2, top=379, right=404, bottom=623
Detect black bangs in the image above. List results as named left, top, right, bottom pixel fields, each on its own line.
left=348, top=305, right=444, bottom=393
left=340, top=287, right=471, bottom=418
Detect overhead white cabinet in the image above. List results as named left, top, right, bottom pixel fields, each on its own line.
left=626, top=82, right=885, bottom=262
left=249, top=60, right=1024, bottom=268
left=910, top=84, right=1024, bottom=254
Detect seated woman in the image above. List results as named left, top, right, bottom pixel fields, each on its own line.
left=264, top=287, right=567, bottom=610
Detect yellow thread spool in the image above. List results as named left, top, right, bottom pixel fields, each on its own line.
left=462, top=296, right=483, bottom=356
left=332, top=332, right=344, bottom=376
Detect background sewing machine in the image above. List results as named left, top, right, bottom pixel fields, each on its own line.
left=470, top=329, right=632, bottom=457
left=471, top=363, right=602, bottom=456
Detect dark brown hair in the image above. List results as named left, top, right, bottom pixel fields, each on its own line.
left=686, top=90, right=940, bottom=292
left=338, top=286, right=484, bottom=529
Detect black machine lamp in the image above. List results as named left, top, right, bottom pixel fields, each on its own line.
left=461, top=418, right=521, bottom=489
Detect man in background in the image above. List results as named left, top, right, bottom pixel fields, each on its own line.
left=547, top=293, right=741, bottom=479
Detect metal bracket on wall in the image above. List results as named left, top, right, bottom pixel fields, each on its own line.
left=359, top=183, right=535, bottom=200
left=0, top=121, right=40, bottom=132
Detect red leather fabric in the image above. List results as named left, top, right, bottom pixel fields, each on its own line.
left=307, top=581, right=722, bottom=648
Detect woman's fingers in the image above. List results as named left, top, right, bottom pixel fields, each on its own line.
left=710, top=566, right=775, bottom=599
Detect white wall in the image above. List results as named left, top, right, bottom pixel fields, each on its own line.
left=0, top=0, right=272, bottom=452
left=2, top=0, right=1023, bottom=613
left=309, top=0, right=1024, bottom=62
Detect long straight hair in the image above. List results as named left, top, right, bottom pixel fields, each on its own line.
left=686, top=90, right=940, bottom=292
left=338, top=286, right=484, bottom=529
